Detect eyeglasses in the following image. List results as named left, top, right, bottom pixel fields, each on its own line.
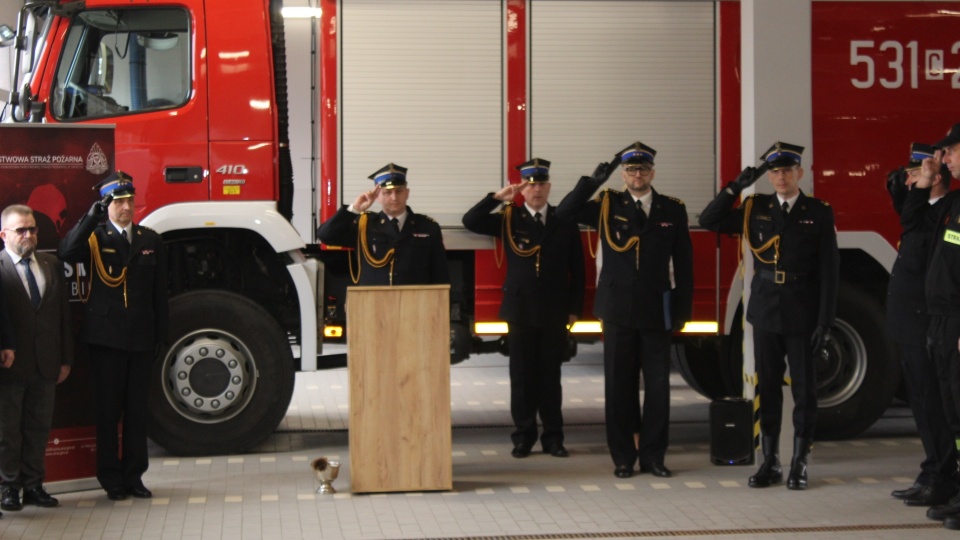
left=624, top=165, right=654, bottom=176
left=4, top=227, right=37, bottom=236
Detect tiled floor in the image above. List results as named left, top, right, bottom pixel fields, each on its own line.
left=0, top=343, right=950, bottom=539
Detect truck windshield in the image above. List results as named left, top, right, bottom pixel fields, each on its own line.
left=51, top=8, right=190, bottom=120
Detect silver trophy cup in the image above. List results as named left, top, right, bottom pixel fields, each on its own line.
left=313, top=458, right=340, bottom=494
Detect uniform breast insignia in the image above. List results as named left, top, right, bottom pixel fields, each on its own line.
left=799, top=219, right=814, bottom=225
left=944, top=229, right=960, bottom=246
left=658, top=222, right=674, bottom=228
left=613, top=215, right=629, bottom=222
left=101, top=247, right=117, bottom=253
left=756, top=215, right=771, bottom=222
left=413, top=233, right=430, bottom=238
left=141, top=249, right=156, bottom=255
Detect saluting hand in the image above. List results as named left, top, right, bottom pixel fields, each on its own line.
left=917, top=151, right=941, bottom=189
left=493, top=183, right=524, bottom=203
left=352, top=186, right=381, bottom=213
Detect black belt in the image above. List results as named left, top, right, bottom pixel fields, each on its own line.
left=758, top=269, right=808, bottom=284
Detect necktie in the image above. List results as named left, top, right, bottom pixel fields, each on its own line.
left=534, top=211, right=544, bottom=231
left=636, top=200, right=647, bottom=227
left=390, top=217, right=400, bottom=233
left=20, top=258, right=41, bottom=309
left=781, top=201, right=789, bottom=214
left=121, top=229, right=129, bottom=243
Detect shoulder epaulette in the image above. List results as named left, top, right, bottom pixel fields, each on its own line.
left=138, top=225, right=158, bottom=235
left=820, top=199, right=831, bottom=207
left=423, top=215, right=438, bottom=224
left=593, top=188, right=619, bottom=203
left=664, top=195, right=685, bottom=206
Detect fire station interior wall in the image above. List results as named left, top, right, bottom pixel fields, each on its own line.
left=530, top=1, right=716, bottom=217
left=340, top=0, right=502, bottom=228
left=740, top=0, right=813, bottom=195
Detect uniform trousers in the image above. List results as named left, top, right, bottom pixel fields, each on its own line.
left=602, top=323, right=670, bottom=468
left=89, top=345, right=152, bottom=491
left=754, top=328, right=817, bottom=440
left=507, top=323, right=566, bottom=449
left=928, top=315, right=960, bottom=437
left=897, top=342, right=957, bottom=487
left=0, top=378, right=56, bottom=490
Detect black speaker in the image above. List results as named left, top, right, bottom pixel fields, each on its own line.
left=710, top=398, right=755, bottom=465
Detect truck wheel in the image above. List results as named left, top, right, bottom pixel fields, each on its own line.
left=149, top=291, right=295, bottom=455
left=814, top=286, right=899, bottom=440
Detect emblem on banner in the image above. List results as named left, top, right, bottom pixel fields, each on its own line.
left=86, top=142, right=109, bottom=175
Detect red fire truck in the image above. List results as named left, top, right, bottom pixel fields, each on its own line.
left=3, top=0, right=958, bottom=455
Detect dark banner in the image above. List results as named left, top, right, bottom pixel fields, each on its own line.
left=0, top=124, right=115, bottom=483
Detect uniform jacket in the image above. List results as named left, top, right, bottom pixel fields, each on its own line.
left=57, top=214, right=168, bottom=352
left=0, top=251, right=72, bottom=381
left=462, top=194, right=585, bottom=327
left=556, top=177, right=693, bottom=330
left=885, top=187, right=944, bottom=345
left=317, top=205, right=450, bottom=286
left=699, top=189, right=839, bottom=335
left=918, top=189, right=960, bottom=318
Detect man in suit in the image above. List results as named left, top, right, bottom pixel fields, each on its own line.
left=317, top=163, right=449, bottom=286
left=462, top=158, right=585, bottom=458
left=884, top=144, right=957, bottom=507
left=699, top=142, right=839, bottom=491
left=556, top=142, right=694, bottom=478
left=0, top=205, right=68, bottom=511
left=58, top=172, right=168, bottom=501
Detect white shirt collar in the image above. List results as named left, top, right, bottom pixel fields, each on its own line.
left=776, top=193, right=800, bottom=211
left=525, top=203, right=547, bottom=224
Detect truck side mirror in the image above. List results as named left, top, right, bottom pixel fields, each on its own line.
left=89, top=42, right=114, bottom=93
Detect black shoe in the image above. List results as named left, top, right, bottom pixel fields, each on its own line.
left=127, top=484, right=152, bottom=499
left=786, top=463, right=808, bottom=490
left=904, top=484, right=955, bottom=507
left=748, top=460, right=783, bottom=488
left=614, top=465, right=633, bottom=478
left=640, top=463, right=672, bottom=478
left=0, top=487, right=21, bottom=511
left=106, top=487, right=128, bottom=501
left=927, top=495, right=960, bottom=521
left=511, top=443, right=532, bottom=458
left=892, top=483, right=923, bottom=500
left=22, top=486, right=58, bottom=508
left=543, top=444, right=569, bottom=458
left=945, top=516, right=960, bottom=530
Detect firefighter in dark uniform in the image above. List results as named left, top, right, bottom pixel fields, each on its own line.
left=556, top=142, right=693, bottom=479
left=915, top=123, right=960, bottom=529
left=885, top=143, right=957, bottom=508
left=462, top=158, right=585, bottom=458
left=58, top=172, right=168, bottom=501
left=699, top=142, right=839, bottom=491
left=317, top=163, right=449, bottom=286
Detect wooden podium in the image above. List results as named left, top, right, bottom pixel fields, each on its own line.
left=347, top=284, right=452, bottom=493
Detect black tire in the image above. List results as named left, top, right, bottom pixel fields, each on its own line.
left=814, top=286, right=899, bottom=440
left=149, top=291, right=295, bottom=455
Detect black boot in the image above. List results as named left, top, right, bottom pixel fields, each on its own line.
left=748, top=436, right=783, bottom=488
left=787, top=437, right=812, bottom=490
